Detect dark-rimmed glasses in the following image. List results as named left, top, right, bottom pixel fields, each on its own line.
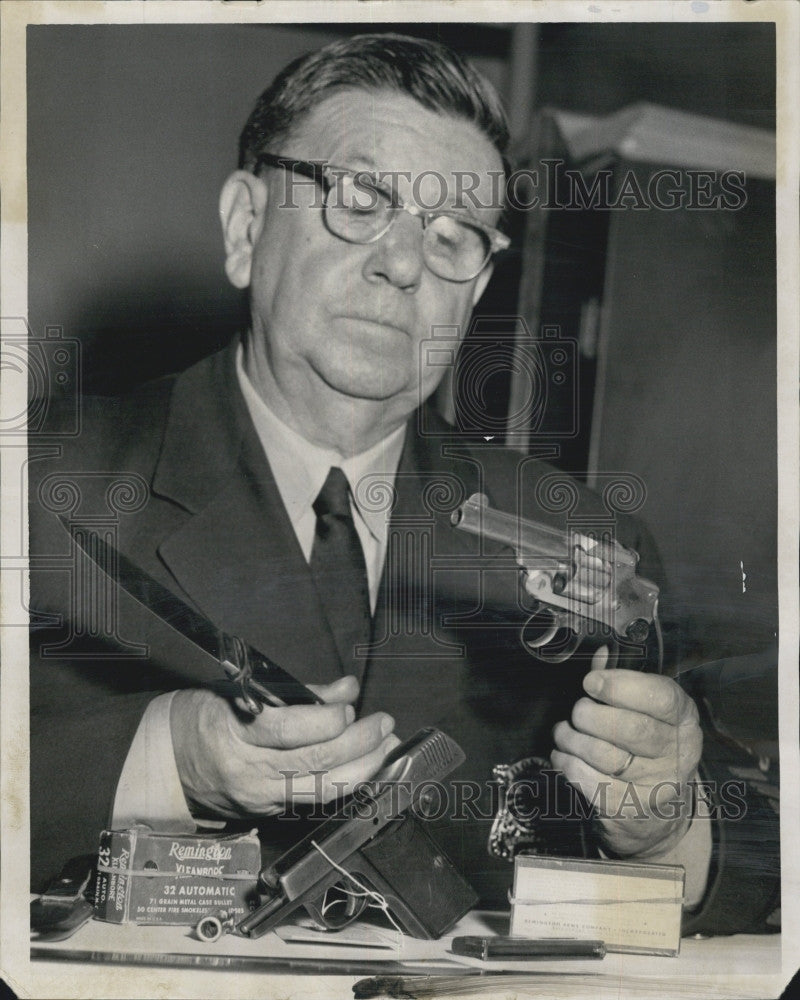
left=254, top=152, right=510, bottom=283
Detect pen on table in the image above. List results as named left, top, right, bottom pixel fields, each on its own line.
left=451, top=935, right=606, bottom=961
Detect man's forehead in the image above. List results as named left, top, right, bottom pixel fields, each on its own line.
left=285, top=88, right=505, bottom=212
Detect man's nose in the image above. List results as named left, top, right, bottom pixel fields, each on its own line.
left=361, top=214, right=425, bottom=291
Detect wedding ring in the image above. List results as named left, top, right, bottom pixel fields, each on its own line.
left=611, top=751, right=635, bottom=777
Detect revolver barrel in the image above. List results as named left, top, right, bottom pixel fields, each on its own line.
left=451, top=493, right=659, bottom=646
left=451, top=492, right=569, bottom=563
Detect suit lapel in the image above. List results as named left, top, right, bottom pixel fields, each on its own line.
left=151, top=343, right=344, bottom=687
left=149, top=355, right=506, bottom=695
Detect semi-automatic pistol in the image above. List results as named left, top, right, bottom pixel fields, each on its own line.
left=235, top=728, right=477, bottom=940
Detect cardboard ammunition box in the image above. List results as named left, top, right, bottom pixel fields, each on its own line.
left=94, top=827, right=261, bottom=925
left=510, top=854, right=685, bottom=956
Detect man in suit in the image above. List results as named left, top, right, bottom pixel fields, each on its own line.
left=30, top=33, right=778, bottom=933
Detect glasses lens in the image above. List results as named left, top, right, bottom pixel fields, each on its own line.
left=423, top=215, right=491, bottom=281
left=325, top=173, right=393, bottom=244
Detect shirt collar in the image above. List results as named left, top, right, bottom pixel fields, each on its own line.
left=235, top=343, right=406, bottom=545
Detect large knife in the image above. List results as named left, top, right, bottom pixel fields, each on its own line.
left=66, top=524, right=323, bottom=712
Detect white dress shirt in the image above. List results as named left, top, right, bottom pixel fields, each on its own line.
left=235, top=345, right=406, bottom=613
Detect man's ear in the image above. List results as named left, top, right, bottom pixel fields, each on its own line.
left=471, top=262, right=494, bottom=307
left=219, top=170, right=268, bottom=289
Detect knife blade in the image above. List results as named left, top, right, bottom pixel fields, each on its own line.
left=65, top=523, right=322, bottom=711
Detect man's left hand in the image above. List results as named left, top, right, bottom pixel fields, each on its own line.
left=551, top=665, right=703, bottom=858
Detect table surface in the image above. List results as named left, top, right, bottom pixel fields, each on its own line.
left=24, top=908, right=786, bottom=1000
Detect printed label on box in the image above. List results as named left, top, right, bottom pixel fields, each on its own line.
left=510, top=855, right=684, bottom=956
left=94, top=827, right=261, bottom=925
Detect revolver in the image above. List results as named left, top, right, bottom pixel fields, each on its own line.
left=232, top=729, right=477, bottom=940
left=451, top=493, right=660, bottom=665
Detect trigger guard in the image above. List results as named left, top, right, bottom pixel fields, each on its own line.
left=522, top=618, right=560, bottom=650
left=304, top=881, right=368, bottom=931
left=521, top=612, right=582, bottom=663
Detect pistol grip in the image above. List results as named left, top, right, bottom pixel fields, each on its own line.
left=349, top=814, right=477, bottom=939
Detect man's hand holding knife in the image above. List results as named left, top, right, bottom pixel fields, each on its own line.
left=170, top=677, right=399, bottom=819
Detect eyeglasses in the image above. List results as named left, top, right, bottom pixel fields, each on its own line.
left=254, top=152, right=510, bottom=283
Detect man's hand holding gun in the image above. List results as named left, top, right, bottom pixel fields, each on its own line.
left=452, top=494, right=708, bottom=895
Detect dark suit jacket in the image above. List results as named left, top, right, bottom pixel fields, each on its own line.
left=29, top=340, right=779, bottom=934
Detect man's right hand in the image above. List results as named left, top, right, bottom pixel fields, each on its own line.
left=170, top=676, right=399, bottom=819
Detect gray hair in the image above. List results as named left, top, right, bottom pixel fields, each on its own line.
left=238, top=32, right=510, bottom=176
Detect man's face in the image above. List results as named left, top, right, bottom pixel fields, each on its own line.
left=225, top=88, right=505, bottom=430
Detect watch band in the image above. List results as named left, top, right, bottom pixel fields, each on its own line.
left=488, top=756, right=594, bottom=862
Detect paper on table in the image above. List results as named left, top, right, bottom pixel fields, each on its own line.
left=275, top=922, right=403, bottom=951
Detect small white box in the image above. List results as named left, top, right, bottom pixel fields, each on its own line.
left=510, top=855, right=685, bottom=956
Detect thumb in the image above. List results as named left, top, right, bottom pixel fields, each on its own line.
left=309, top=674, right=360, bottom=706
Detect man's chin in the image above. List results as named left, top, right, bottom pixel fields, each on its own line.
left=313, top=354, right=414, bottom=404
left=321, top=371, right=411, bottom=403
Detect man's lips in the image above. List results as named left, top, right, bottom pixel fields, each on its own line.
left=334, top=314, right=412, bottom=337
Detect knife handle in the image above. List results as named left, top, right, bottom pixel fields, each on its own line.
left=30, top=856, right=95, bottom=941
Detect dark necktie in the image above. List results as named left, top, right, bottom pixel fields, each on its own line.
left=309, top=466, right=372, bottom=675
